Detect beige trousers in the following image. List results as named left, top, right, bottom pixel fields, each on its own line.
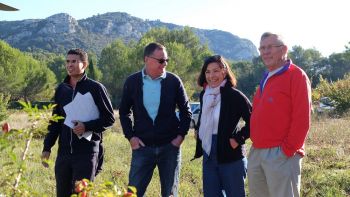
left=247, top=146, right=302, bottom=197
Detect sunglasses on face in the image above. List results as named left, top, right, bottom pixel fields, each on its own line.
left=148, top=56, right=169, bottom=64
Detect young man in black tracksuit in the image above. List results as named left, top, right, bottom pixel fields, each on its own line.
left=41, top=49, right=115, bottom=197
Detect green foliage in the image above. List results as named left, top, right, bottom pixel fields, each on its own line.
left=288, top=46, right=328, bottom=86
left=303, top=169, right=350, bottom=197
left=99, top=39, right=139, bottom=106
left=0, top=93, right=10, bottom=121
left=0, top=40, right=27, bottom=98
left=287, top=45, right=350, bottom=88
left=233, top=57, right=266, bottom=99
left=0, top=40, right=56, bottom=102
left=71, top=179, right=137, bottom=197
left=21, top=57, right=57, bottom=101
left=87, top=53, right=103, bottom=82
left=46, top=55, right=67, bottom=83
left=98, top=27, right=212, bottom=105
left=328, top=50, right=350, bottom=81
left=31, top=50, right=67, bottom=84
left=3, top=29, right=350, bottom=104
left=0, top=102, right=62, bottom=196
left=314, top=75, right=350, bottom=115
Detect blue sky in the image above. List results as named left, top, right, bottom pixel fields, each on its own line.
left=1, top=0, right=349, bottom=57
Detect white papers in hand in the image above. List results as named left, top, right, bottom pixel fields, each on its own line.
left=63, top=92, right=100, bottom=141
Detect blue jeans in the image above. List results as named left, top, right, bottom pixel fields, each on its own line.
left=203, top=135, right=247, bottom=197
left=128, top=143, right=181, bottom=197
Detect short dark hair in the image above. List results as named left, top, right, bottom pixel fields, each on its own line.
left=197, top=55, right=237, bottom=88
left=143, top=42, right=166, bottom=58
left=67, top=48, right=88, bottom=63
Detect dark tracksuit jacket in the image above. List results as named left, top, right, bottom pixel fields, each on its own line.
left=193, top=83, right=252, bottom=163
left=43, top=74, right=115, bottom=196
left=119, top=71, right=192, bottom=146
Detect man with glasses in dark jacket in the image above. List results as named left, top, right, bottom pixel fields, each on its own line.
left=119, top=42, right=192, bottom=197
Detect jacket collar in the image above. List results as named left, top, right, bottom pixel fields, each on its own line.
left=63, top=72, right=88, bottom=85
left=259, top=59, right=292, bottom=93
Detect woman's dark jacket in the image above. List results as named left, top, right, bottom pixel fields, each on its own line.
left=43, top=74, right=115, bottom=155
left=193, top=83, right=252, bottom=163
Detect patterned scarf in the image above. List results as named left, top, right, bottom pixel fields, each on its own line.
left=199, top=79, right=226, bottom=155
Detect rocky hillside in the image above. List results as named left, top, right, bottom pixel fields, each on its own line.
left=0, top=12, right=258, bottom=60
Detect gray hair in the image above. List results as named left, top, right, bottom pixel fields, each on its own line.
left=260, top=32, right=286, bottom=46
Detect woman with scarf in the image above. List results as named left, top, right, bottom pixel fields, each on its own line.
left=193, top=55, right=252, bottom=197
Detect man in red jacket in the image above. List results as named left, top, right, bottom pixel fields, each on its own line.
left=248, top=32, right=312, bottom=197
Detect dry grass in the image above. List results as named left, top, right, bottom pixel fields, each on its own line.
left=2, top=110, right=31, bottom=129
left=1, top=111, right=349, bottom=196
left=302, top=115, right=350, bottom=196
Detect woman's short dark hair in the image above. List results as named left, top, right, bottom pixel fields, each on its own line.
left=197, top=55, right=237, bottom=88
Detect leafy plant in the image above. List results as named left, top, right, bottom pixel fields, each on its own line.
left=1, top=103, right=138, bottom=197
left=313, top=74, right=350, bottom=115
left=0, top=93, right=10, bottom=121
left=71, top=179, right=137, bottom=197
left=1, top=41, right=57, bottom=101
left=0, top=102, right=62, bottom=196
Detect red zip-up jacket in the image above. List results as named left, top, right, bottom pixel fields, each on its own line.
left=250, top=61, right=312, bottom=157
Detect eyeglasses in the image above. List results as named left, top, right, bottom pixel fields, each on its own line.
left=148, top=56, right=169, bottom=64
left=258, top=44, right=284, bottom=52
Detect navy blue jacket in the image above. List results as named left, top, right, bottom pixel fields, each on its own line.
left=43, top=74, right=115, bottom=155
left=119, top=71, right=192, bottom=146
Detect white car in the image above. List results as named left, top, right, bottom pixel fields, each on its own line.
left=176, top=102, right=201, bottom=128
left=316, top=97, right=335, bottom=113
left=189, top=102, right=200, bottom=128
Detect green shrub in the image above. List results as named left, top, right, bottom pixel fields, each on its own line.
left=0, top=102, right=62, bottom=196
left=313, top=75, right=350, bottom=115
left=0, top=93, right=10, bottom=121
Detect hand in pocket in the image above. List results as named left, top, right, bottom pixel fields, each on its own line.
left=230, top=138, right=239, bottom=149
